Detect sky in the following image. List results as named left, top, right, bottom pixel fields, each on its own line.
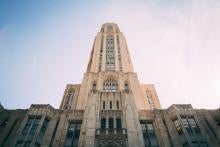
left=0, top=0, right=220, bottom=109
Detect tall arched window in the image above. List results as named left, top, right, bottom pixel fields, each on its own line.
left=117, top=101, right=119, bottom=109
left=103, top=101, right=105, bottom=109
left=103, top=78, right=118, bottom=92
left=65, top=90, right=74, bottom=110
left=124, top=82, right=129, bottom=91
left=109, top=117, right=113, bottom=129
left=92, top=81, right=96, bottom=90
left=106, top=35, right=115, bottom=71
left=110, top=101, right=112, bottom=109
left=116, top=118, right=122, bottom=129
left=101, top=118, right=106, bottom=129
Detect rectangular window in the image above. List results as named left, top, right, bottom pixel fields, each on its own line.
left=24, top=141, right=31, bottom=147
left=188, top=117, right=201, bottom=134
left=109, top=118, right=114, bottom=129
left=117, top=35, right=122, bottom=71
left=39, top=118, right=49, bottom=137
left=101, top=118, right=106, bottom=129
left=99, top=36, right=104, bottom=71
left=146, top=92, right=155, bottom=110
left=192, top=141, right=199, bottom=147
left=65, top=92, right=74, bottom=110
left=19, top=116, right=41, bottom=146
left=173, top=119, right=183, bottom=134
left=110, top=101, right=112, bottom=109
left=116, top=118, right=122, bottom=129
left=103, top=101, right=105, bottom=109
left=35, top=142, right=41, bottom=147
left=116, top=101, right=119, bottom=109
left=175, top=116, right=201, bottom=136
left=181, top=117, right=192, bottom=134
left=140, top=121, right=159, bottom=147
left=15, top=141, right=23, bottom=147
left=29, top=117, right=41, bottom=135
left=64, top=121, right=82, bottom=147
left=200, top=141, right=208, bottom=147
left=106, top=36, right=115, bottom=71
left=22, top=117, right=34, bottom=135
left=182, top=143, right=189, bottom=147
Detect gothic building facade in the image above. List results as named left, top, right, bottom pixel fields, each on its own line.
left=0, top=23, right=220, bottom=147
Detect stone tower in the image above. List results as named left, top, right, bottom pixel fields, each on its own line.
left=1, top=23, right=219, bottom=147
left=60, top=23, right=161, bottom=147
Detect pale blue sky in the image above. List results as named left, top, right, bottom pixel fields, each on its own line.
left=0, top=0, right=220, bottom=109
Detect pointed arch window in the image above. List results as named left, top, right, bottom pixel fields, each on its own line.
left=103, top=78, right=118, bottom=92
left=92, top=81, right=96, bottom=90
left=109, top=117, right=114, bottom=129
left=64, top=121, right=82, bottom=147
left=110, top=101, right=112, bottom=109
left=101, top=118, right=106, bottom=129
left=124, top=82, right=129, bottom=91
left=117, top=101, right=119, bottom=109
left=106, top=35, right=115, bottom=71
left=103, top=101, right=105, bottom=110
left=65, top=90, right=74, bottom=110
left=116, top=118, right=122, bottom=129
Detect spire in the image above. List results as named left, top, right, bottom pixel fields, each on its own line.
left=86, top=23, right=134, bottom=73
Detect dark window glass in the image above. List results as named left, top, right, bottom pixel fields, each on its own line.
left=181, top=117, right=192, bottom=134
left=125, top=83, right=129, bottom=91
left=147, top=123, right=154, bottom=134
left=19, top=116, right=42, bottom=146
left=92, top=82, right=96, bottom=90
left=109, top=118, right=114, bottom=129
left=39, top=118, right=49, bottom=137
left=64, top=121, right=82, bottom=147
left=140, top=121, right=159, bottom=147
left=105, top=36, right=115, bottom=71
left=183, top=143, right=189, bottom=147
left=117, top=101, right=119, bottom=109
left=173, top=119, right=183, bottom=134
left=35, top=142, right=41, bottom=147
left=188, top=117, right=201, bottom=134
left=22, top=117, right=34, bottom=135
left=24, top=141, right=31, bottom=147
left=116, top=118, right=122, bottom=129
left=29, top=117, right=41, bottom=135
left=15, top=141, right=23, bottom=147
left=110, top=101, right=112, bottom=109
left=103, top=101, right=105, bottom=109
left=101, top=118, right=106, bottom=129
left=192, top=141, right=199, bottom=147
left=200, top=141, right=208, bottom=147
left=67, top=123, right=75, bottom=138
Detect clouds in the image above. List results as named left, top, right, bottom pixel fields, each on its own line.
left=0, top=0, right=220, bottom=109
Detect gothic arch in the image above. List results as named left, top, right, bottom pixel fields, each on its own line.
left=103, top=76, right=118, bottom=91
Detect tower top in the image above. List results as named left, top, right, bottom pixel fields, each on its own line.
left=86, top=23, right=134, bottom=73
left=100, top=23, right=120, bottom=33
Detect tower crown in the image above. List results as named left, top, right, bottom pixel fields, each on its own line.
left=100, top=23, right=120, bottom=33
left=86, top=23, right=134, bottom=73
